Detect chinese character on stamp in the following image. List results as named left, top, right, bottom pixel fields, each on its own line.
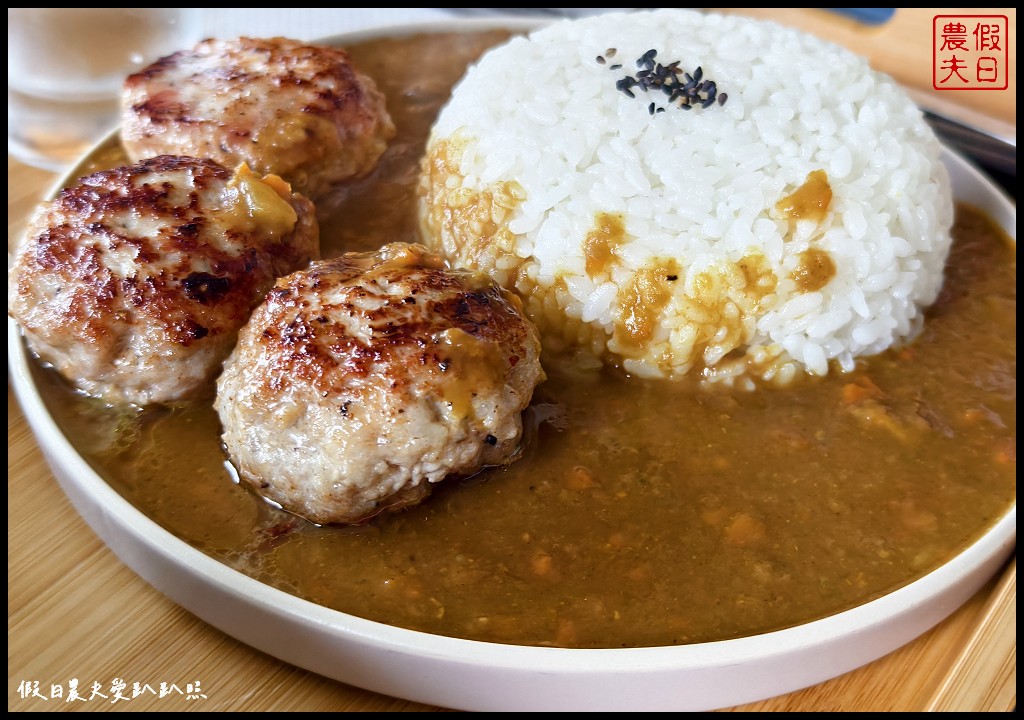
left=933, top=15, right=1009, bottom=90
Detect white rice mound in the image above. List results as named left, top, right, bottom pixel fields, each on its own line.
left=419, top=9, right=954, bottom=386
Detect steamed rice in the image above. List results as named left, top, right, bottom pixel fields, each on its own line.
left=418, top=9, right=953, bottom=386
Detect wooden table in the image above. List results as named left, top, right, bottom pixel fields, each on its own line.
left=8, top=9, right=1016, bottom=712
left=719, top=8, right=1016, bottom=126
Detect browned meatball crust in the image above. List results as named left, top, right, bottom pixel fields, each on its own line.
left=215, top=243, right=545, bottom=525
left=8, top=155, right=319, bottom=405
left=121, top=36, right=396, bottom=201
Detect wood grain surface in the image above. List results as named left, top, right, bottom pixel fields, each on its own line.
left=7, top=8, right=1016, bottom=712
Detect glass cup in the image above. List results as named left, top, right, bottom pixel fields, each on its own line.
left=7, top=8, right=202, bottom=171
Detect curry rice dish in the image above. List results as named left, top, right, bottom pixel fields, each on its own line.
left=422, top=10, right=953, bottom=387
left=13, top=17, right=1016, bottom=649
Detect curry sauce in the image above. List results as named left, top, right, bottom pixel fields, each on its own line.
left=31, top=31, right=1016, bottom=649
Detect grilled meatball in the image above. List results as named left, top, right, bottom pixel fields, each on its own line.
left=121, top=36, right=395, bottom=202
left=8, top=155, right=319, bottom=406
left=215, top=243, right=545, bottom=525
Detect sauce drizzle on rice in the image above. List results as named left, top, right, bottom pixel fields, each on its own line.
left=583, top=212, right=627, bottom=278
left=776, top=169, right=833, bottom=224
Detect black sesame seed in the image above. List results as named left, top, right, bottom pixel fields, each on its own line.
left=596, top=55, right=606, bottom=64
left=666, top=274, right=678, bottom=281
left=485, top=434, right=498, bottom=446
left=609, top=63, right=622, bottom=70
left=607, top=49, right=726, bottom=116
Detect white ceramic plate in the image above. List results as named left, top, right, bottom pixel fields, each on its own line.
left=7, top=18, right=1017, bottom=713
